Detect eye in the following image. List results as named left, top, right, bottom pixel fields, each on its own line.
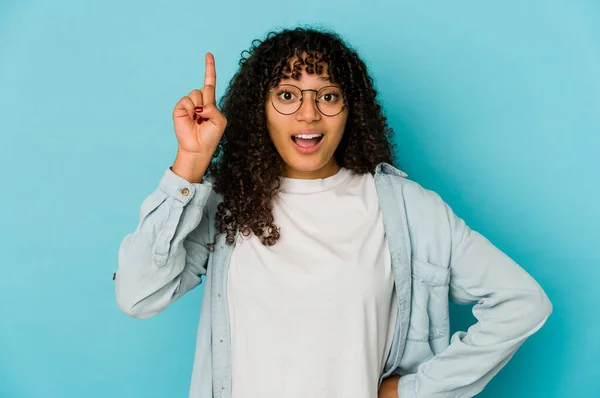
left=319, top=93, right=339, bottom=102
left=278, top=90, right=297, bottom=101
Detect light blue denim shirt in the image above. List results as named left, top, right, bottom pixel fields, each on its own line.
left=115, top=162, right=552, bottom=398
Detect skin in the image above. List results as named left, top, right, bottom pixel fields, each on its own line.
left=265, top=58, right=349, bottom=180
left=378, top=375, right=401, bottom=398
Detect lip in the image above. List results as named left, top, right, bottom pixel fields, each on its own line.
left=290, top=130, right=325, bottom=155
left=290, top=129, right=325, bottom=138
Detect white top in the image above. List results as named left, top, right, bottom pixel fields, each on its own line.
left=226, top=167, right=397, bottom=398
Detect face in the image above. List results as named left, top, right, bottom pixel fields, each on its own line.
left=265, top=60, right=348, bottom=180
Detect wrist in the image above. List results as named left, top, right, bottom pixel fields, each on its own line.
left=171, top=148, right=213, bottom=183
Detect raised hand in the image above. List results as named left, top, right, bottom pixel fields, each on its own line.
left=172, top=52, right=227, bottom=156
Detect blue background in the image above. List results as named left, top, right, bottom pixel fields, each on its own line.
left=1, top=0, right=598, bottom=397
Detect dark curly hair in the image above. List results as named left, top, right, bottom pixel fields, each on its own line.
left=205, top=26, right=396, bottom=249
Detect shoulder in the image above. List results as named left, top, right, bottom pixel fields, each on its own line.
left=375, top=163, right=449, bottom=219
left=377, top=163, right=457, bottom=264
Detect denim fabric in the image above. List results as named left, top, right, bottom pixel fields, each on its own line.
left=116, top=162, right=552, bottom=398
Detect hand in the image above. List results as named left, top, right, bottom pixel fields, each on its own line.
left=377, top=374, right=401, bottom=398
left=172, top=52, right=227, bottom=156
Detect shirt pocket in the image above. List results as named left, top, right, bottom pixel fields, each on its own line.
left=407, top=259, right=450, bottom=344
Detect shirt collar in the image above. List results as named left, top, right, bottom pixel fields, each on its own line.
left=374, top=162, right=408, bottom=178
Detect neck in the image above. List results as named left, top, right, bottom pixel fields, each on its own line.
left=283, top=159, right=340, bottom=179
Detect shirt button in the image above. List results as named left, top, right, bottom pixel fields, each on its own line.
left=181, top=188, right=190, bottom=196
left=112, top=272, right=116, bottom=280
left=220, top=338, right=224, bottom=343
left=221, top=386, right=225, bottom=390
left=218, top=293, right=221, bottom=298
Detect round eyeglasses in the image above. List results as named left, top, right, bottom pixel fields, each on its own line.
left=268, top=84, right=346, bottom=116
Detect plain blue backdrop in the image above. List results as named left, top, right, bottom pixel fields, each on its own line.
left=1, top=0, right=598, bottom=397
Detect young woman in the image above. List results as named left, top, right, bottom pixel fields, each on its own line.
left=115, top=27, right=552, bottom=398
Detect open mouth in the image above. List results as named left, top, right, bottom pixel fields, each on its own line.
left=291, top=133, right=324, bottom=148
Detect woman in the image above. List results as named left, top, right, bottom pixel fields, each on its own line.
left=115, top=27, right=552, bottom=398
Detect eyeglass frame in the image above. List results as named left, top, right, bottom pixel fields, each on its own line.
left=267, top=84, right=347, bottom=117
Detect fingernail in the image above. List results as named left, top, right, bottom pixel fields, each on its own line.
left=195, top=106, right=203, bottom=113
left=197, top=118, right=203, bottom=124
left=192, top=113, right=197, bottom=120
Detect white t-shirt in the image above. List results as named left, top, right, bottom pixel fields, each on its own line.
left=227, top=167, right=397, bottom=398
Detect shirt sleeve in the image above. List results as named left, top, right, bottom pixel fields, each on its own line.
left=397, top=195, right=553, bottom=397
left=115, top=167, right=214, bottom=319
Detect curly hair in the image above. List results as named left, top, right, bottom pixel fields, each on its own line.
left=205, top=26, right=396, bottom=249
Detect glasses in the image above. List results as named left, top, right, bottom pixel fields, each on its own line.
left=268, top=84, right=346, bottom=116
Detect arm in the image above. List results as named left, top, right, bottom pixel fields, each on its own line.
left=115, top=167, right=214, bottom=319
left=398, top=195, right=553, bottom=397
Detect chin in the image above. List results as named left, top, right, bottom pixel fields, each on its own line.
left=285, top=157, right=326, bottom=172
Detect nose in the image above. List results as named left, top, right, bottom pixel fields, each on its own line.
left=295, top=92, right=321, bottom=122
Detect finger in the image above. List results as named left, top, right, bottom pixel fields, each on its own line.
left=203, top=53, right=216, bottom=105
left=188, top=89, right=204, bottom=107
left=202, top=85, right=215, bottom=107
left=196, top=104, right=227, bottom=128
left=174, top=96, right=197, bottom=121
left=204, top=52, right=216, bottom=88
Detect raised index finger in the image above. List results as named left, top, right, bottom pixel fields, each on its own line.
left=204, top=52, right=216, bottom=88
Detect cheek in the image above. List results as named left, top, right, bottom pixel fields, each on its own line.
left=327, top=114, right=348, bottom=140
left=265, top=108, right=291, bottom=144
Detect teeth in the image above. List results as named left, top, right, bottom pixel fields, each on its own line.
left=294, top=133, right=323, bottom=139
